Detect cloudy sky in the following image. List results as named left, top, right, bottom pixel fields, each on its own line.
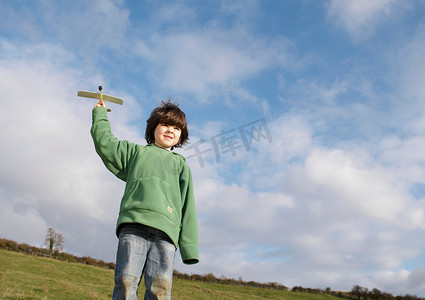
left=1, top=0, right=425, bottom=296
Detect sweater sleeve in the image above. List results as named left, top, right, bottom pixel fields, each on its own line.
left=178, top=163, right=199, bottom=264
left=90, top=107, right=137, bottom=181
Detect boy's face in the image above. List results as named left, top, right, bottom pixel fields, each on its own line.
left=154, top=123, right=181, bottom=150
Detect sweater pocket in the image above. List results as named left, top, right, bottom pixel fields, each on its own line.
left=120, top=177, right=181, bottom=225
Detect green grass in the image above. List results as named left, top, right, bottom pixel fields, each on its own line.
left=0, top=249, right=343, bottom=299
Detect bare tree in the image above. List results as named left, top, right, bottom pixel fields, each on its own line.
left=370, top=288, right=383, bottom=300
left=44, top=227, right=64, bottom=258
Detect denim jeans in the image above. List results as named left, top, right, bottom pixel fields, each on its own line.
left=112, top=224, right=176, bottom=300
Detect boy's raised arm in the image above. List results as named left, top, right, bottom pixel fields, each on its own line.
left=90, top=106, right=136, bottom=181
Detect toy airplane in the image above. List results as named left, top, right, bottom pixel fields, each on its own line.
left=77, top=86, right=124, bottom=112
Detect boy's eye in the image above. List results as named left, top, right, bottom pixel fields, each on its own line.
left=160, top=124, right=180, bottom=131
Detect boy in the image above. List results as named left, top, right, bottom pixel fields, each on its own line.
left=91, top=99, right=199, bottom=300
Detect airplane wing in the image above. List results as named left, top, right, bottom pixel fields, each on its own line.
left=77, top=91, right=124, bottom=105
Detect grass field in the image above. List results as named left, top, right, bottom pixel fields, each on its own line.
left=0, top=249, right=343, bottom=299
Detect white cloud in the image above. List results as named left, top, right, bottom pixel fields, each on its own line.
left=370, top=268, right=425, bottom=297
left=391, top=25, right=425, bottom=131
left=232, top=114, right=312, bottom=190
left=132, top=26, right=291, bottom=102
left=406, top=268, right=425, bottom=293
left=179, top=105, right=425, bottom=291
left=0, top=39, right=143, bottom=261
left=0, top=191, right=48, bottom=247
left=0, top=1, right=130, bottom=53
left=291, top=147, right=425, bottom=229
left=284, top=146, right=425, bottom=276
left=326, top=0, right=409, bottom=40
left=377, top=135, right=425, bottom=185
left=175, top=136, right=425, bottom=294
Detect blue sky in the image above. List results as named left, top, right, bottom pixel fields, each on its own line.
left=1, top=0, right=425, bottom=296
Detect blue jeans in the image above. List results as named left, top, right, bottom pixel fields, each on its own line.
left=112, top=224, right=176, bottom=300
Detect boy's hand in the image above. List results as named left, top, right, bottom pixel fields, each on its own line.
left=94, top=100, right=106, bottom=109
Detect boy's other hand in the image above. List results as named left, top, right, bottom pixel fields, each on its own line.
left=94, top=100, right=106, bottom=109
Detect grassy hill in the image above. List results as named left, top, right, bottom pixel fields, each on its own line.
left=0, top=249, right=344, bottom=300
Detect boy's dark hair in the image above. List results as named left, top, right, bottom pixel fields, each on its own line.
left=145, top=98, right=189, bottom=149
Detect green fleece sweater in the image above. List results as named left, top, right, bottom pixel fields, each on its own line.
left=91, top=107, right=199, bottom=264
